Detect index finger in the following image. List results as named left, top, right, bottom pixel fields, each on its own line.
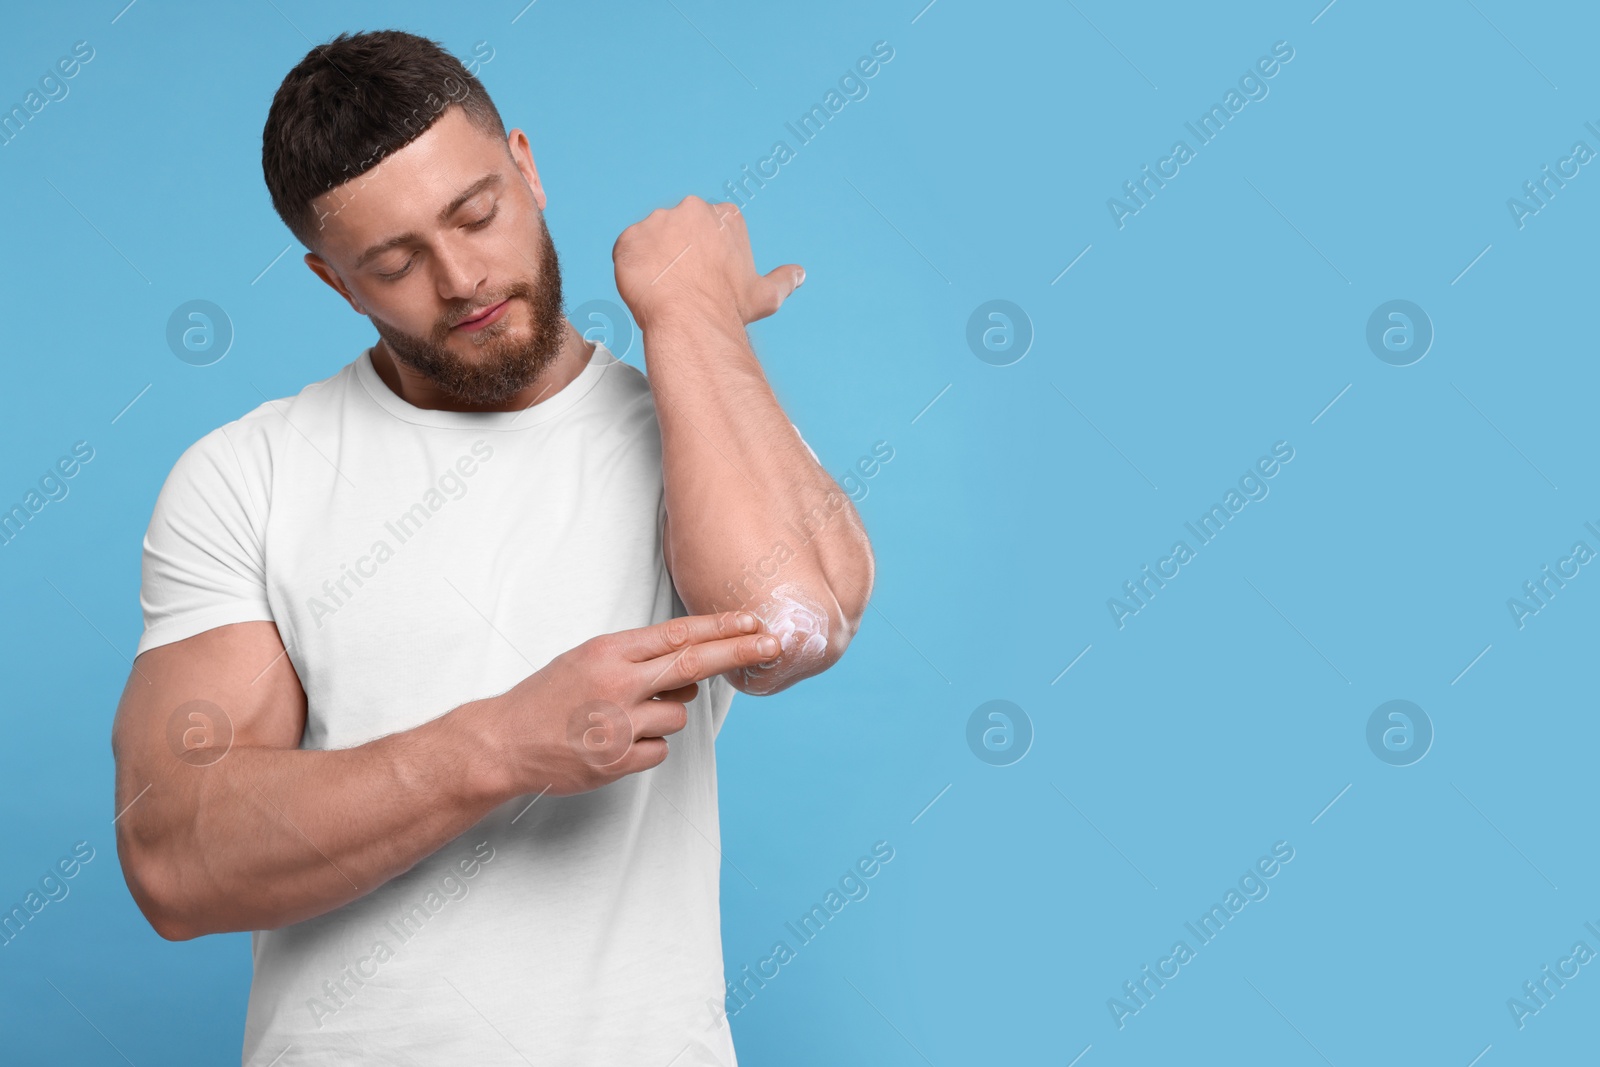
left=639, top=631, right=781, bottom=693
left=612, top=611, right=761, bottom=662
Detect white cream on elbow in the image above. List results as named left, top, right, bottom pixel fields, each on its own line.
left=731, top=582, right=831, bottom=694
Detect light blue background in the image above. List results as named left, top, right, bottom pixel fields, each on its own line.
left=2, top=0, right=1595, bottom=1063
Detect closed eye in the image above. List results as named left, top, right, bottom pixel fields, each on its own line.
left=375, top=258, right=413, bottom=282
left=374, top=205, right=501, bottom=282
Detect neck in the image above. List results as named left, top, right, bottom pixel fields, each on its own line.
left=370, top=319, right=595, bottom=413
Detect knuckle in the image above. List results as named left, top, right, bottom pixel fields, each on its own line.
left=664, top=618, right=690, bottom=649
left=574, top=639, right=607, bottom=668
left=673, top=646, right=703, bottom=682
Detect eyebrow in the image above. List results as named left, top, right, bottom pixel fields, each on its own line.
left=352, top=172, right=504, bottom=269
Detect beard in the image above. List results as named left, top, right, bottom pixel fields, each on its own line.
left=369, top=214, right=567, bottom=407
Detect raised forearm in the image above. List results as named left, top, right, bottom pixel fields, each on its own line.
left=118, top=699, right=507, bottom=940
left=612, top=195, right=874, bottom=691
left=644, top=310, right=874, bottom=689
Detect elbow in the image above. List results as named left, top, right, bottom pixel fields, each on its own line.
left=147, top=890, right=212, bottom=941
left=833, top=540, right=874, bottom=635
left=150, top=912, right=201, bottom=943
left=117, top=835, right=205, bottom=942
left=128, top=877, right=200, bottom=943
left=822, top=511, right=874, bottom=635
left=125, top=866, right=199, bottom=942
left=724, top=527, right=874, bottom=697
left=727, top=575, right=866, bottom=696
left=727, top=642, right=843, bottom=697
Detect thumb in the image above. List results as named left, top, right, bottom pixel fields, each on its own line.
left=756, top=263, right=805, bottom=319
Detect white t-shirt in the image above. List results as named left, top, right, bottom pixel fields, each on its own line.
left=137, top=342, right=741, bottom=1066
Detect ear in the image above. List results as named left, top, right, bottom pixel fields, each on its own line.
left=304, top=252, right=367, bottom=315
left=506, top=128, right=546, bottom=212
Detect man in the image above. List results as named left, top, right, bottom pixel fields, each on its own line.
left=111, top=29, right=873, bottom=1066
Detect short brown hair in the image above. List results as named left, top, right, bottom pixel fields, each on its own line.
left=261, top=29, right=506, bottom=251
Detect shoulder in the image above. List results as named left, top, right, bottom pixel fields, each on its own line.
left=155, top=359, right=359, bottom=510
left=168, top=360, right=357, bottom=473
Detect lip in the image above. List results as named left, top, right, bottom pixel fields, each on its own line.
left=454, top=298, right=510, bottom=332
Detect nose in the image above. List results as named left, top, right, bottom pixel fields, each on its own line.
left=432, top=240, right=487, bottom=307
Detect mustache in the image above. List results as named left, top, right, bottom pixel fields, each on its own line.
left=440, top=282, right=533, bottom=335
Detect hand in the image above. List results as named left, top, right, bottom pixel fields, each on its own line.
left=612, top=195, right=805, bottom=330
left=475, top=611, right=779, bottom=798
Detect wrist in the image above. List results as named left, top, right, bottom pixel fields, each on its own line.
left=635, top=297, right=747, bottom=341
left=437, top=697, right=516, bottom=808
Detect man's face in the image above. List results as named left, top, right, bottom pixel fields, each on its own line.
left=305, top=106, right=566, bottom=406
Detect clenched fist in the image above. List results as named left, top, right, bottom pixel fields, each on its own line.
left=612, top=195, right=804, bottom=330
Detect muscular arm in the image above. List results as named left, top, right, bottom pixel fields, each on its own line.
left=112, top=611, right=776, bottom=940
left=617, top=198, right=876, bottom=695
left=112, top=621, right=506, bottom=940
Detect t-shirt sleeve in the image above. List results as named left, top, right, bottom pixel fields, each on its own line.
left=136, top=424, right=275, bottom=658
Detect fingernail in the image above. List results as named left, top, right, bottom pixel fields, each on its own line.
left=737, top=612, right=756, bottom=632
left=757, top=636, right=779, bottom=657
left=795, top=268, right=806, bottom=287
